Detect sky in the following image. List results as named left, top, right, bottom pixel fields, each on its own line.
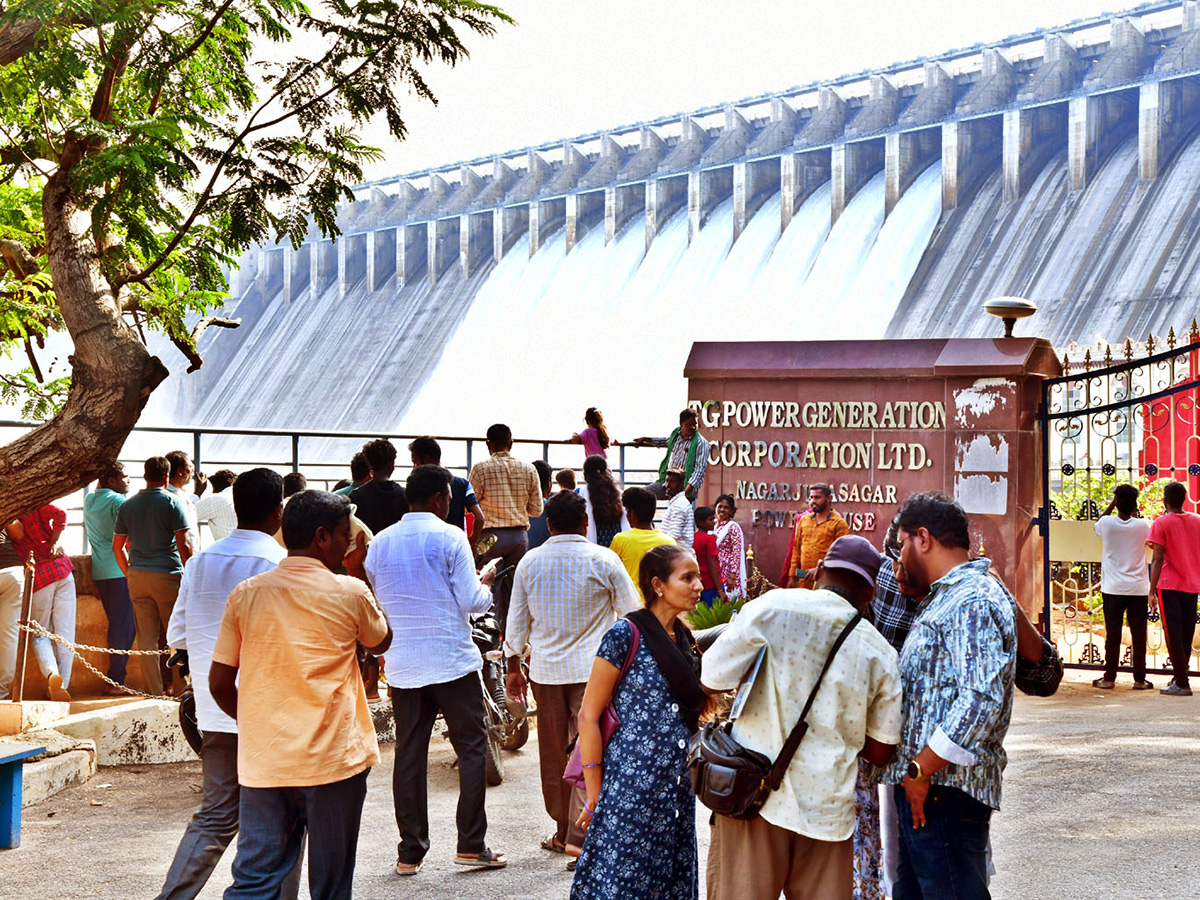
left=356, top=0, right=1128, bottom=182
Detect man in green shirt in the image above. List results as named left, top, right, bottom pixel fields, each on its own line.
left=83, top=464, right=133, bottom=693
left=114, top=456, right=192, bottom=695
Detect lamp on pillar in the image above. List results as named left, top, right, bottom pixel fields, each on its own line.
left=983, top=296, right=1038, bottom=338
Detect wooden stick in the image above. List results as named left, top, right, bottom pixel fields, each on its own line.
left=10, top=556, right=34, bottom=703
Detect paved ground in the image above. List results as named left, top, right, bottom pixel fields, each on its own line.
left=4, top=671, right=1199, bottom=898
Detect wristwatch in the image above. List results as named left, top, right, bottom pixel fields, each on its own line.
left=906, top=760, right=927, bottom=781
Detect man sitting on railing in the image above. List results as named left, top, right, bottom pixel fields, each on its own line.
left=633, top=407, right=711, bottom=503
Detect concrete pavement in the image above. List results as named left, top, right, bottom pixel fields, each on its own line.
left=3, top=671, right=1198, bottom=898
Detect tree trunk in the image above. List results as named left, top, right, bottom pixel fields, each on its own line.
left=0, top=163, right=167, bottom=523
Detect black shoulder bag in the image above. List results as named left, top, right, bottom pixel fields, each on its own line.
left=689, top=612, right=862, bottom=820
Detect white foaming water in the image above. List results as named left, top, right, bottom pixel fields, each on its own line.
left=398, top=169, right=945, bottom=439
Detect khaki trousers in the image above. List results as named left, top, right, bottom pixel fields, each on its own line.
left=127, top=569, right=181, bottom=695
left=707, top=813, right=853, bottom=900
left=530, top=680, right=586, bottom=847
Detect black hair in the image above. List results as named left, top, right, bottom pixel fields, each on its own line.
left=144, top=456, right=170, bottom=482
left=896, top=491, right=970, bottom=550
left=165, top=450, right=191, bottom=479
left=884, top=514, right=901, bottom=555
left=361, top=439, right=397, bottom=476
left=639, top=543, right=693, bottom=608
left=582, top=454, right=623, bottom=529
left=585, top=407, right=610, bottom=449
left=1163, top=480, right=1188, bottom=509
left=622, top=486, right=657, bottom=525
left=546, top=490, right=587, bottom=533
left=1113, top=484, right=1140, bottom=516
left=679, top=408, right=697, bottom=424
left=282, top=471, right=307, bottom=498
left=694, top=506, right=715, bottom=528
left=532, top=459, right=553, bottom=495
left=486, top=423, right=512, bottom=446
left=406, top=464, right=452, bottom=505
left=809, top=483, right=833, bottom=498
left=715, top=493, right=736, bottom=515
left=233, top=468, right=284, bottom=526
left=349, top=452, right=370, bottom=482
left=209, top=469, right=237, bottom=493
left=98, top=462, right=124, bottom=488
left=408, top=436, right=441, bottom=463
left=281, top=490, right=351, bottom=550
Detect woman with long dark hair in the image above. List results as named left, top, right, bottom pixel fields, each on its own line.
left=570, top=407, right=615, bottom=460
left=579, top=454, right=628, bottom=548
left=570, top=543, right=706, bottom=900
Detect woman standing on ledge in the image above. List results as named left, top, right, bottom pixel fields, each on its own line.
left=570, top=544, right=707, bottom=900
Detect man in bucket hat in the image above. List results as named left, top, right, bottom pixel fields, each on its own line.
left=702, top=535, right=903, bottom=899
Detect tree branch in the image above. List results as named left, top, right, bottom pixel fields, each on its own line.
left=22, top=336, right=42, bottom=382
left=163, top=0, right=237, bottom=70
left=170, top=315, right=240, bottom=372
left=0, top=238, right=38, bottom=279
left=0, top=18, right=43, bottom=67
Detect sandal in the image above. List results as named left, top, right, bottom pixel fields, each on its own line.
left=1133, top=680, right=1155, bottom=690
left=1092, top=677, right=1115, bottom=689
left=454, top=847, right=507, bottom=868
left=541, top=835, right=566, bottom=853
left=395, top=860, right=421, bottom=876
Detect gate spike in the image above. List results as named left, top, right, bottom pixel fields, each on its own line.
left=1146, top=332, right=1156, bottom=355
left=1191, top=319, right=1199, bottom=344
left=1103, top=344, right=1113, bottom=366
left=1124, top=338, right=1134, bottom=361
left=1062, top=353, right=1071, bottom=376
left=1168, top=327, right=1177, bottom=350
left=1083, top=348, right=1092, bottom=370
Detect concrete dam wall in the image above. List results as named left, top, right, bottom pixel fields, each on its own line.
left=149, top=0, right=1200, bottom=440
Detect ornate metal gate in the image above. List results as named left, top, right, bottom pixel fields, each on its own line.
left=1040, top=328, right=1200, bottom=676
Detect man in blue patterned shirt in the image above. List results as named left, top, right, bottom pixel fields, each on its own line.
left=883, top=492, right=1016, bottom=900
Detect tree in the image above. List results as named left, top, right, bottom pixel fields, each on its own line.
left=0, top=0, right=510, bottom=522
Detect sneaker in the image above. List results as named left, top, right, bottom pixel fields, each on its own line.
left=1132, top=680, right=1155, bottom=690
left=1092, top=677, right=1115, bottom=689
left=1160, top=683, right=1193, bottom=696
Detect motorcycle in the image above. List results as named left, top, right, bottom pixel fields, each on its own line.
left=471, top=609, right=530, bottom=786
left=166, top=648, right=203, bottom=756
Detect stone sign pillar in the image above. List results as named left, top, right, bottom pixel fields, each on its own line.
left=685, top=338, right=1062, bottom=618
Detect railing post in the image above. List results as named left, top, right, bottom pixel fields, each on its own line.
left=291, top=434, right=300, bottom=473
left=466, top=439, right=473, bottom=474
left=542, top=442, right=550, bottom=465
left=193, top=430, right=202, bottom=474
left=619, top=445, right=626, bottom=486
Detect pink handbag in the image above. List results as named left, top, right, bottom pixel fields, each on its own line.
left=563, top=620, right=641, bottom=788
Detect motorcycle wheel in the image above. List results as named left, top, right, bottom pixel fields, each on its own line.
left=178, top=688, right=203, bottom=756
left=485, top=721, right=504, bottom=786
left=500, top=716, right=530, bottom=751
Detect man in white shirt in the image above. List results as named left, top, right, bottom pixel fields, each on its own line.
left=194, top=469, right=238, bottom=543
left=364, top=465, right=504, bottom=874
left=166, top=450, right=200, bottom=552
left=702, top=535, right=902, bottom=899
left=505, top=491, right=641, bottom=856
left=659, top=468, right=695, bottom=548
left=1094, top=484, right=1153, bottom=690
left=157, top=468, right=297, bottom=900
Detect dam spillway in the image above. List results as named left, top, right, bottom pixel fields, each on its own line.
left=150, top=0, right=1200, bottom=441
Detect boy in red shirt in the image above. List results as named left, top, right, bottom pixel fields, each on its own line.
left=693, top=507, right=723, bottom=607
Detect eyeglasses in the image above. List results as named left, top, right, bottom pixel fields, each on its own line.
left=884, top=539, right=906, bottom=561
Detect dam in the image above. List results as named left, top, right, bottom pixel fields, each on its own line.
left=149, top=0, right=1200, bottom=441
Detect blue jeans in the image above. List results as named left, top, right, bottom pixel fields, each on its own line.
left=894, top=784, right=991, bottom=900
left=700, top=588, right=720, bottom=607
left=94, top=578, right=135, bottom=684
left=224, top=769, right=368, bottom=900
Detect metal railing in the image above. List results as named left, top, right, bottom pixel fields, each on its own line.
left=0, top=420, right=667, bottom=554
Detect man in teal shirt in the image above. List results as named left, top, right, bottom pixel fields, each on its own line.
left=83, top=464, right=133, bottom=693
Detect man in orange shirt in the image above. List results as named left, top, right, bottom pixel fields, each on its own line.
left=787, top=484, right=849, bottom=589
left=211, top=491, right=392, bottom=900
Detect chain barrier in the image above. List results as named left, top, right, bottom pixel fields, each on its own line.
left=18, top=619, right=179, bottom=702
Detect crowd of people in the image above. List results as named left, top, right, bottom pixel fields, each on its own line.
left=0, top=405, right=1195, bottom=900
